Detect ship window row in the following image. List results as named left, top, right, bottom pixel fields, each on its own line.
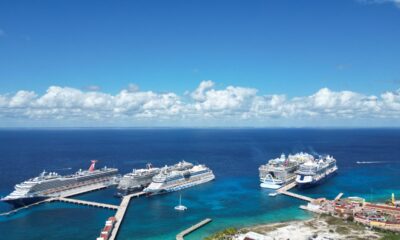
left=29, top=172, right=115, bottom=192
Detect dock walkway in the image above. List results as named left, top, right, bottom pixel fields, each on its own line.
left=335, top=192, right=344, bottom=201
left=278, top=182, right=297, bottom=191
left=50, top=197, right=119, bottom=210
left=0, top=182, right=114, bottom=216
left=0, top=199, right=49, bottom=216
left=108, top=191, right=145, bottom=240
left=176, top=218, right=212, bottom=240
left=279, top=190, right=314, bottom=202
left=277, top=182, right=314, bottom=202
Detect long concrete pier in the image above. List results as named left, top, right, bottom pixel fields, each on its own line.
left=0, top=199, right=50, bottom=216
left=108, top=191, right=145, bottom=240
left=50, top=197, right=119, bottom=210
left=335, top=192, right=344, bottom=201
left=278, top=182, right=297, bottom=191
left=279, top=190, right=314, bottom=202
left=176, top=218, right=212, bottom=240
left=1, top=186, right=146, bottom=240
left=277, top=182, right=315, bottom=202
left=0, top=183, right=114, bottom=216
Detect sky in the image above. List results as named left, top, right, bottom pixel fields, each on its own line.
left=0, top=0, right=399, bottom=127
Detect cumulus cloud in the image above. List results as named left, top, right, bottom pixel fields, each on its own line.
left=0, top=81, right=400, bottom=126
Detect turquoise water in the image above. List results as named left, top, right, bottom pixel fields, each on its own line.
left=0, top=129, right=399, bottom=239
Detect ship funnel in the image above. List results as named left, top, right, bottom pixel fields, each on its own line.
left=89, top=160, right=98, bottom=172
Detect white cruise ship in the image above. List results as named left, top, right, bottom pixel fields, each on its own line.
left=259, top=152, right=313, bottom=189
left=295, top=155, right=338, bottom=188
left=143, top=163, right=215, bottom=195
left=116, top=160, right=194, bottom=196
left=116, top=163, right=160, bottom=195
left=1, top=160, right=118, bottom=208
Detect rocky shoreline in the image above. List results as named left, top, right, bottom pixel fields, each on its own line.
left=205, top=215, right=400, bottom=240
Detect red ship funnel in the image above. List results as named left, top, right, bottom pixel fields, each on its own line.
left=89, top=160, right=98, bottom=172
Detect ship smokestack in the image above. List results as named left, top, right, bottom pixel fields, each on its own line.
left=89, top=160, right=97, bottom=172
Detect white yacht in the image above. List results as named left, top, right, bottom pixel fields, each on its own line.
left=174, top=194, right=187, bottom=211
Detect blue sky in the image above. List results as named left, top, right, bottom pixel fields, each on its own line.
left=0, top=0, right=400, bottom=127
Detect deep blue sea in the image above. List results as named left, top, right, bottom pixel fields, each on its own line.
left=0, top=129, right=400, bottom=240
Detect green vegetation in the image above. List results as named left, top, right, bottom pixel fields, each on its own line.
left=325, top=216, right=345, bottom=225
left=204, top=228, right=239, bottom=240
left=335, top=226, right=350, bottom=235
left=379, top=231, right=400, bottom=240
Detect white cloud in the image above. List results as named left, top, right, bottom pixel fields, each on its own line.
left=357, top=0, right=400, bottom=7
left=0, top=81, right=400, bottom=126
left=127, top=83, right=140, bottom=92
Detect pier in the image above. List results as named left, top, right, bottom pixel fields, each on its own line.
left=0, top=182, right=114, bottom=216
left=277, top=182, right=314, bottom=202
left=176, top=218, right=212, bottom=240
left=279, top=190, right=314, bottom=202
left=278, top=182, right=297, bottom=191
left=0, top=199, right=50, bottom=216
left=1, top=187, right=147, bottom=240
left=108, top=191, right=145, bottom=240
left=50, top=197, right=119, bottom=210
left=335, top=192, right=344, bottom=201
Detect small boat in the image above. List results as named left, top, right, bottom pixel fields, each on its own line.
left=174, top=194, right=187, bottom=211
left=268, top=192, right=278, bottom=197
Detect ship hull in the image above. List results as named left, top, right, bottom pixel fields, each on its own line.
left=260, top=182, right=281, bottom=189
left=296, top=169, right=337, bottom=189
left=145, top=174, right=215, bottom=196
left=1, top=196, right=49, bottom=208
left=115, top=187, right=144, bottom=197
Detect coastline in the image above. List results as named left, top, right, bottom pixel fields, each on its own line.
left=205, top=215, right=400, bottom=240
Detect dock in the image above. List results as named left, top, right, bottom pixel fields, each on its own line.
left=108, top=191, right=145, bottom=240
left=335, top=192, right=344, bottom=201
left=50, top=197, right=119, bottom=210
left=277, top=182, right=314, bottom=202
left=278, top=182, right=297, bottom=191
left=0, top=199, right=50, bottom=216
left=1, top=187, right=146, bottom=240
left=176, top=218, right=212, bottom=240
left=0, top=182, right=114, bottom=216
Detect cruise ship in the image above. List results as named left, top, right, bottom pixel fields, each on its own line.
left=116, top=160, right=193, bottom=196
left=143, top=163, right=215, bottom=195
left=295, top=155, right=338, bottom=188
left=259, top=152, right=314, bottom=189
left=1, top=160, right=118, bottom=208
left=116, top=163, right=160, bottom=196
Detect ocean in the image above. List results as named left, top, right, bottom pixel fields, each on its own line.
left=0, top=128, right=399, bottom=240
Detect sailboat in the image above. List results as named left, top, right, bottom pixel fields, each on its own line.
left=174, top=194, right=187, bottom=211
